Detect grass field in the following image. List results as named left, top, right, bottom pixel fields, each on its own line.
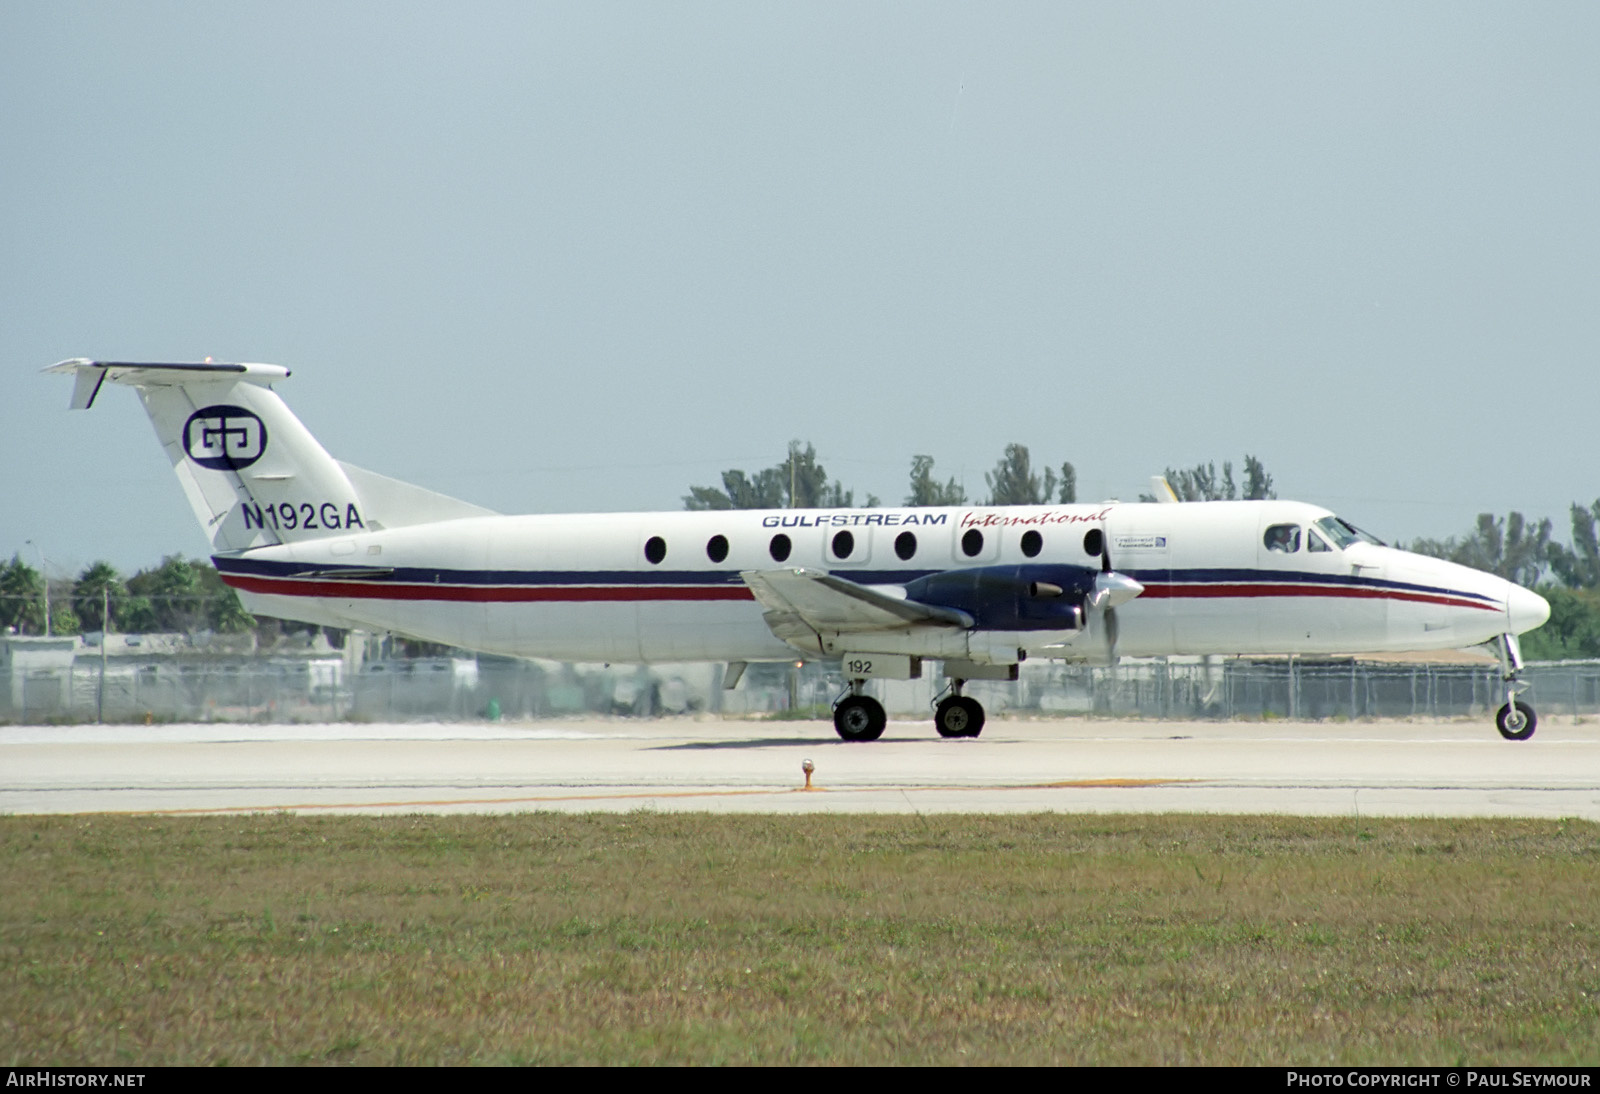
left=2, top=812, right=1598, bottom=1065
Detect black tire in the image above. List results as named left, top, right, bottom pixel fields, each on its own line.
left=934, top=695, right=985, bottom=739
left=833, top=695, right=887, bottom=741
left=1496, top=700, right=1537, bottom=741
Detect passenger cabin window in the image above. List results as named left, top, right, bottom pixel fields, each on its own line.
left=1021, top=530, right=1043, bottom=558
left=831, top=530, right=854, bottom=559
left=706, top=535, right=729, bottom=563
left=769, top=534, right=792, bottom=562
left=1083, top=528, right=1103, bottom=558
left=644, top=536, right=667, bottom=564
left=961, top=529, right=984, bottom=557
left=894, top=531, right=917, bottom=561
left=1264, top=524, right=1301, bottom=553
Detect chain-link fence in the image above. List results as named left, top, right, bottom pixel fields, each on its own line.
left=6, top=654, right=1599, bottom=725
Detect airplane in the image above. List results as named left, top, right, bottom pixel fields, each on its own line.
left=47, top=358, right=1552, bottom=741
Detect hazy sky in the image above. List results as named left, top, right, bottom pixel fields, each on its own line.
left=4, top=2, right=1597, bottom=577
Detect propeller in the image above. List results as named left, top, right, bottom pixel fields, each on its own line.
left=1089, top=529, right=1143, bottom=661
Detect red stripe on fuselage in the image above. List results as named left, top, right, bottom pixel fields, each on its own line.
left=222, top=574, right=1499, bottom=613
left=222, top=574, right=757, bottom=603
left=1139, top=583, right=1500, bottom=612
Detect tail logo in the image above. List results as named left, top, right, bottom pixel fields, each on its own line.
left=183, top=405, right=267, bottom=470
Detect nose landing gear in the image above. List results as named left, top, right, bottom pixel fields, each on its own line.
left=1494, top=633, right=1537, bottom=741
left=1496, top=699, right=1536, bottom=741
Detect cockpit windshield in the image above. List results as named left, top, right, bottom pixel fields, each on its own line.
left=1314, top=516, right=1385, bottom=549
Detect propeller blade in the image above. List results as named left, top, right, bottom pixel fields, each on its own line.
left=1093, top=526, right=1131, bottom=663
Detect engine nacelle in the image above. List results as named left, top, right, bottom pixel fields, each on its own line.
left=903, top=564, right=1096, bottom=631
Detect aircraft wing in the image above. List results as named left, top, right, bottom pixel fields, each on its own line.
left=741, top=568, right=973, bottom=648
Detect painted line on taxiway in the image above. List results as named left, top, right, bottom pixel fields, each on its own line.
left=84, top=777, right=1203, bottom=816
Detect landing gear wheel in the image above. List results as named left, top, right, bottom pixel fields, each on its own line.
left=934, top=695, right=985, bottom=738
left=833, top=695, right=887, bottom=741
left=1496, top=700, right=1537, bottom=742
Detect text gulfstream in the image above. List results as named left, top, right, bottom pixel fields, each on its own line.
left=761, top=512, right=948, bottom=528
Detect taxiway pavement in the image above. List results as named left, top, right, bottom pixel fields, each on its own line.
left=4, top=716, right=1599, bottom=818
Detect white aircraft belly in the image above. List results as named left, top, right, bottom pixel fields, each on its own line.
left=241, top=575, right=794, bottom=663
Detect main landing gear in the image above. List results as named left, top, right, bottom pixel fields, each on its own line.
left=832, top=679, right=887, bottom=742
left=934, top=678, right=985, bottom=738
left=830, top=677, right=989, bottom=740
left=1494, top=633, right=1537, bottom=742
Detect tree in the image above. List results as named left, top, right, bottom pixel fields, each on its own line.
left=683, top=468, right=785, bottom=511
left=1057, top=462, right=1077, bottom=504
left=985, top=444, right=1054, bottom=505
left=195, top=562, right=254, bottom=633
left=905, top=455, right=967, bottom=507
left=685, top=441, right=866, bottom=510
left=1164, top=461, right=1232, bottom=502
left=119, top=590, right=160, bottom=634
left=72, top=561, right=128, bottom=633
left=1410, top=512, right=1552, bottom=588
left=113, top=557, right=254, bottom=635
left=1141, top=455, right=1277, bottom=502
left=0, top=554, right=46, bottom=634
left=50, top=603, right=80, bottom=636
left=784, top=442, right=869, bottom=508
left=127, top=556, right=206, bottom=632
left=1242, top=455, right=1275, bottom=500
left=1548, top=499, right=1600, bottom=589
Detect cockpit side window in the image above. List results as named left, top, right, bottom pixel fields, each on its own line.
left=1264, top=524, right=1301, bottom=553
left=1313, top=516, right=1377, bottom=549
left=1307, top=528, right=1332, bottom=553
left=1338, top=517, right=1385, bottom=547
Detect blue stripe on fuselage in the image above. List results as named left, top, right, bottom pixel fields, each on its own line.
left=215, top=555, right=1497, bottom=609
left=1131, top=568, right=1499, bottom=607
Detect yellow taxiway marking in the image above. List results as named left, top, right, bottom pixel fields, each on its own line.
left=111, top=778, right=1202, bottom=816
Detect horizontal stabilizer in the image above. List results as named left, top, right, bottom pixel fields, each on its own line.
left=46, top=359, right=290, bottom=408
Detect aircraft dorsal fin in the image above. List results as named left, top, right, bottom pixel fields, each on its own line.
left=336, top=462, right=498, bottom=527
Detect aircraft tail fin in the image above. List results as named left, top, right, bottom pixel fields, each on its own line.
left=46, top=359, right=494, bottom=553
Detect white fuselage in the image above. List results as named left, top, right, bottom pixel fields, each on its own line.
left=214, top=499, right=1545, bottom=665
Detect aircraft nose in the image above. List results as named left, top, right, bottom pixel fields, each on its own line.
left=1507, top=584, right=1550, bottom=634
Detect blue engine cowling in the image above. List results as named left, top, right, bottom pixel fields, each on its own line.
left=903, top=564, right=1098, bottom=631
